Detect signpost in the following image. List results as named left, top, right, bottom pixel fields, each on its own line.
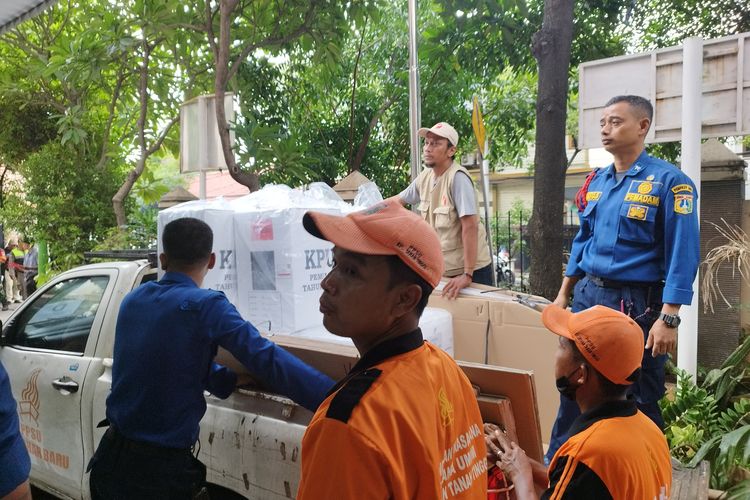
left=179, top=93, right=235, bottom=199
left=578, top=32, right=750, bottom=378
left=472, top=96, right=497, bottom=287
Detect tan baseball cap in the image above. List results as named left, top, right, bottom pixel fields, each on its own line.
left=542, top=305, right=644, bottom=385
left=418, top=122, right=459, bottom=147
left=303, top=201, right=444, bottom=287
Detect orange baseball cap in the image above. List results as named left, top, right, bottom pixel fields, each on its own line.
left=303, top=201, right=444, bottom=287
left=542, top=305, right=644, bottom=385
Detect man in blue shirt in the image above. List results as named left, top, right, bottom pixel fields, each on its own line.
left=0, top=360, right=31, bottom=500
left=88, top=217, right=334, bottom=499
left=546, top=95, right=699, bottom=462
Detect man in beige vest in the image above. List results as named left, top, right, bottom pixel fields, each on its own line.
left=394, top=122, right=492, bottom=299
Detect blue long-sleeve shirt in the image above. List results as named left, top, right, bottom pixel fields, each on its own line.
left=0, top=360, right=30, bottom=497
left=566, top=150, right=700, bottom=305
left=107, top=272, right=335, bottom=449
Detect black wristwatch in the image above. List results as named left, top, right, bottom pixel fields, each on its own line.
left=658, top=312, right=681, bottom=328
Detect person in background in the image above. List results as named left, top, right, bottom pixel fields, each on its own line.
left=393, top=122, right=494, bottom=299
left=22, top=240, right=38, bottom=296
left=88, top=217, right=334, bottom=499
left=298, top=202, right=487, bottom=499
left=486, top=305, right=671, bottom=499
left=0, top=247, right=8, bottom=311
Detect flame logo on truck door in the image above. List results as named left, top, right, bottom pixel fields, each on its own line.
left=19, top=368, right=42, bottom=423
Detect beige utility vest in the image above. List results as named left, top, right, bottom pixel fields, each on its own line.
left=416, top=163, right=491, bottom=277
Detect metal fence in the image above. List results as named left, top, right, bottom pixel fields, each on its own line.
left=488, top=211, right=580, bottom=291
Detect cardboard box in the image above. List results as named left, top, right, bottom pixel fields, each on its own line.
left=429, top=286, right=558, bottom=447
left=216, top=333, right=544, bottom=462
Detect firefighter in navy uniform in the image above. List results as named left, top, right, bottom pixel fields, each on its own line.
left=546, top=95, right=700, bottom=462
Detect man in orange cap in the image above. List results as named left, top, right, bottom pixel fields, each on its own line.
left=297, top=201, right=487, bottom=499
left=485, top=304, right=671, bottom=499
left=394, top=121, right=494, bottom=298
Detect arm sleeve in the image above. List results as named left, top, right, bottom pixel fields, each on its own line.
left=542, top=455, right=613, bottom=500
left=660, top=178, right=700, bottom=304
left=399, top=180, right=420, bottom=206
left=0, top=362, right=31, bottom=497
left=204, top=362, right=237, bottom=399
left=565, top=223, right=590, bottom=278
left=298, top=420, right=390, bottom=499
left=203, top=295, right=335, bottom=412
left=451, top=172, right=478, bottom=217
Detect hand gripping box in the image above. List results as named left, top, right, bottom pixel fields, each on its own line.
left=157, top=197, right=237, bottom=303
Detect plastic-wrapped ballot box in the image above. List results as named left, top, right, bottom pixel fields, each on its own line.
left=291, top=307, right=455, bottom=356
left=157, top=198, right=237, bottom=303
left=232, top=186, right=349, bottom=333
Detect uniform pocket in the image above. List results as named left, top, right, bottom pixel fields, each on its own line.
left=433, top=206, right=454, bottom=229
left=618, top=203, right=657, bottom=244
left=417, top=201, right=430, bottom=222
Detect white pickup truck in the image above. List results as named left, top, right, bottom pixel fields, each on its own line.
left=0, top=259, right=544, bottom=499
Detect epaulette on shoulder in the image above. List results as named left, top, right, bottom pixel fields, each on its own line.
left=326, top=368, right=382, bottom=423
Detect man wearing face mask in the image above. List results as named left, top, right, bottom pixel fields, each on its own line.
left=484, top=304, right=671, bottom=499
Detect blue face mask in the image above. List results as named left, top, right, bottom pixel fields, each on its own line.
left=556, top=366, right=582, bottom=401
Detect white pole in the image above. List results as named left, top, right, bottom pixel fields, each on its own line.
left=407, top=0, right=421, bottom=182
left=677, top=37, right=703, bottom=380
left=479, top=141, right=496, bottom=286
left=199, top=170, right=207, bottom=200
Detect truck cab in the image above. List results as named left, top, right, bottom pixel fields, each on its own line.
left=0, top=261, right=155, bottom=499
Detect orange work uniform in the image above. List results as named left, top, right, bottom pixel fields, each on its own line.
left=545, top=399, right=671, bottom=499
left=297, top=329, right=487, bottom=499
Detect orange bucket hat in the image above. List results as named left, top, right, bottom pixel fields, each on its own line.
left=303, top=201, right=444, bottom=287
left=542, top=305, right=644, bottom=385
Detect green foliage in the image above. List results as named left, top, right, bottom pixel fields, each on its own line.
left=15, top=141, right=122, bottom=271
left=661, top=334, right=750, bottom=490
left=94, top=205, right=158, bottom=252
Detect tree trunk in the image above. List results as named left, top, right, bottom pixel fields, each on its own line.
left=113, top=37, right=152, bottom=228
left=215, top=0, right=257, bottom=192
left=528, top=0, right=574, bottom=300
left=349, top=95, right=395, bottom=173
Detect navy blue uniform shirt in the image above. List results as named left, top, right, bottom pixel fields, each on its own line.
left=567, top=150, right=700, bottom=305
left=106, top=272, right=335, bottom=449
left=0, top=360, right=30, bottom=496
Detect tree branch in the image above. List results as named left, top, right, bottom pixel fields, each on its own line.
left=347, top=16, right=368, bottom=167
left=225, top=2, right=317, bottom=83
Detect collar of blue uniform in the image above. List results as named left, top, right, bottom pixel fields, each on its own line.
left=567, top=398, right=638, bottom=437
left=603, top=149, right=651, bottom=178
left=160, top=271, right=199, bottom=286
left=326, top=328, right=424, bottom=397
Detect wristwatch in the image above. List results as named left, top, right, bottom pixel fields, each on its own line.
left=658, top=312, right=681, bottom=328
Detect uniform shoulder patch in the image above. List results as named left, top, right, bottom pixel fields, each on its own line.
left=674, top=194, right=694, bottom=214
left=671, top=183, right=693, bottom=194
left=326, top=368, right=382, bottom=423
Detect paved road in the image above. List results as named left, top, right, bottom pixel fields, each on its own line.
left=0, top=300, right=21, bottom=325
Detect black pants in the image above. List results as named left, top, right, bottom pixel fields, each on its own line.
left=88, top=428, right=206, bottom=500
left=472, top=263, right=494, bottom=286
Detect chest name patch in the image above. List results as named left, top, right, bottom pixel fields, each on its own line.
left=624, top=193, right=660, bottom=206
left=586, top=191, right=601, bottom=202
left=674, top=194, right=694, bottom=214
left=627, top=204, right=649, bottom=220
